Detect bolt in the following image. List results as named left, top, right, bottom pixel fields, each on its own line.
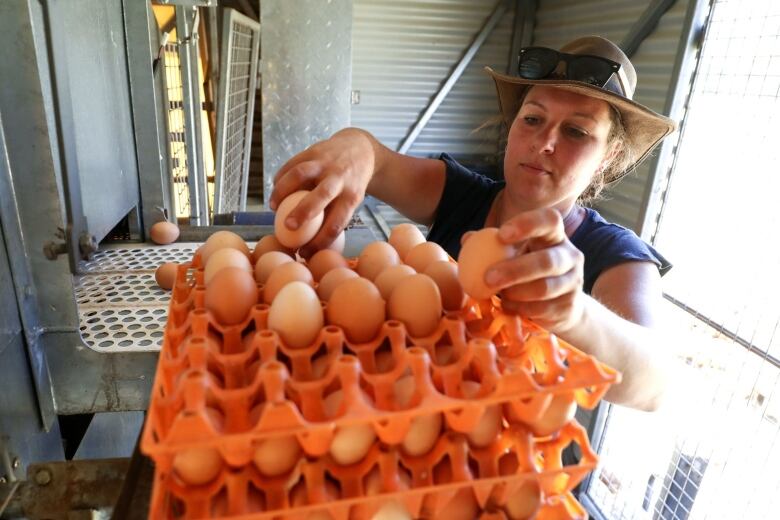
left=12, top=458, right=19, bottom=469
left=35, top=468, right=51, bottom=486
left=0, top=476, right=6, bottom=484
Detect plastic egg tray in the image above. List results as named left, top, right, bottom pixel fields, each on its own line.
left=141, top=256, right=621, bottom=519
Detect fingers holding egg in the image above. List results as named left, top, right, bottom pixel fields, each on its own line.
left=275, top=190, right=325, bottom=249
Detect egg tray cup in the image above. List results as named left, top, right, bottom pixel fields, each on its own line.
left=142, top=259, right=619, bottom=518
left=147, top=421, right=594, bottom=519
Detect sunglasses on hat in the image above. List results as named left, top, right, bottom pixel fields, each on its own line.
left=517, top=47, right=627, bottom=96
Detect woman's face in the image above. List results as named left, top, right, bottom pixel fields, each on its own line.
left=503, top=85, right=614, bottom=212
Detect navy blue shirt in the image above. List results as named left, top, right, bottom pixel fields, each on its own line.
left=427, top=154, right=671, bottom=294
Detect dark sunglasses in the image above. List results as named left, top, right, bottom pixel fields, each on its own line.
left=517, top=47, right=625, bottom=96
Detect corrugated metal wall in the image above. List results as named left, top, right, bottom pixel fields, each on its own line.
left=351, top=0, right=516, bottom=163
left=533, top=0, right=691, bottom=231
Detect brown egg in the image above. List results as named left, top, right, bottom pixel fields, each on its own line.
left=388, top=274, right=442, bottom=337
left=326, top=277, right=385, bottom=343
left=395, top=375, right=441, bottom=456
left=252, top=234, right=294, bottom=263
left=308, top=249, right=348, bottom=281
left=172, top=408, right=224, bottom=485
left=204, top=247, right=252, bottom=285
left=457, top=228, right=515, bottom=300
left=200, top=230, right=251, bottom=264
left=434, top=487, right=479, bottom=520
left=324, top=390, right=376, bottom=465
left=404, top=242, right=449, bottom=273
left=150, top=221, right=180, bottom=245
left=263, top=261, right=313, bottom=304
left=316, top=267, right=358, bottom=301
left=527, top=392, right=577, bottom=437
left=253, top=434, right=301, bottom=476
left=155, top=262, right=178, bottom=290
left=389, top=223, right=426, bottom=260
left=357, top=241, right=401, bottom=280
left=461, top=380, right=501, bottom=447
left=505, top=479, right=542, bottom=520
left=274, top=190, right=324, bottom=249
left=204, top=267, right=258, bottom=325
left=268, top=281, right=324, bottom=348
left=373, top=264, right=416, bottom=300
left=254, top=251, right=294, bottom=284
left=424, top=261, right=466, bottom=311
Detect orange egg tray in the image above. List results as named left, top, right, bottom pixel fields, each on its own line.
left=141, top=257, right=621, bottom=519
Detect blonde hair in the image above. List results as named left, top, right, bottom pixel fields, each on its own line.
left=577, top=105, right=633, bottom=205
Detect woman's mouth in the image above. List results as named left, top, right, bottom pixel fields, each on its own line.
left=520, top=163, right=549, bottom=175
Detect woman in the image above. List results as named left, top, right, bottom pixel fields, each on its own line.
left=270, top=36, right=676, bottom=411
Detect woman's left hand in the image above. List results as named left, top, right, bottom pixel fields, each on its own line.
left=483, top=208, right=586, bottom=333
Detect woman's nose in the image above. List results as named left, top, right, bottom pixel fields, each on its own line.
left=535, top=127, right=557, bottom=154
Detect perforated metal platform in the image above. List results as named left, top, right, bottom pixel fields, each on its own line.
left=75, top=244, right=198, bottom=353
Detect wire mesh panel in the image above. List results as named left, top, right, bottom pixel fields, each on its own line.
left=162, top=42, right=192, bottom=220
left=214, top=9, right=260, bottom=214
left=585, top=1, right=780, bottom=518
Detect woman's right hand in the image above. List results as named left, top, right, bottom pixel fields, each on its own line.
left=269, top=128, right=377, bottom=256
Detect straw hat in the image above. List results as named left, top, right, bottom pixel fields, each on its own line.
left=485, top=36, right=676, bottom=182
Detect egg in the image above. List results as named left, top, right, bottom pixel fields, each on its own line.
left=204, top=267, right=258, bottom=325
left=263, top=261, right=314, bottom=304
left=268, top=281, right=323, bottom=348
left=388, top=274, right=442, bottom=337
left=395, top=375, right=441, bottom=456
left=252, top=434, right=301, bottom=476
left=254, top=251, right=294, bottom=284
left=316, top=267, right=358, bottom=301
left=372, top=501, right=413, bottom=520
left=373, top=264, right=416, bottom=300
left=155, top=262, right=178, bottom=290
left=252, top=234, right=294, bottom=263
left=357, top=241, right=401, bottom=280
left=171, top=408, right=224, bottom=485
left=150, top=221, right=180, bottom=245
left=527, top=392, right=577, bottom=437
left=461, top=380, right=502, bottom=448
left=434, top=488, right=479, bottom=520
left=200, top=230, right=251, bottom=263
left=504, top=479, right=542, bottom=520
left=404, top=242, right=449, bottom=273
left=327, top=229, right=346, bottom=253
left=457, top=228, right=515, bottom=300
left=274, top=190, right=324, bottom=248
left=308, top=249, right=348, bottom=281
left=204, top=247, right=252, bottom=285
left=389, top=223, right=426, bottom=260
left=326, top=277, right=385, bottom=343
left=324, top=390, right=376, bottom=465
left=424, top=261, right=466, bottom=311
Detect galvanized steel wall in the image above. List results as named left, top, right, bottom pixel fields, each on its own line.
left=352, top=0, right=517, bottom=162
left=534, top=0, right=691, bottom=231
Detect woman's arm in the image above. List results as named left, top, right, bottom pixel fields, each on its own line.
left=484, top=208, right=670, bottom=411
left=270, top=128, right=445, bottom=255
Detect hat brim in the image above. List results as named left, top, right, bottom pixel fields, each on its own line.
left=485, top=66, right=677, bottom=183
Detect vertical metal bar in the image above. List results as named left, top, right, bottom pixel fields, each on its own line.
left=397, top=0, right=510, bottom=154
left=42, top=0, right=90, bottom=272
left=123, top=0, right=171, bottom=236
left=637, top=0, right=713, bottom=240
left=213, top=11, right=235, bottom=215
left=190, top=9, right=209, bottom=224
left=507, top=0, right=536, bottom=75
left=240, top=21, right=261, bottom=211
left=176, top=6, right=206, bottom=225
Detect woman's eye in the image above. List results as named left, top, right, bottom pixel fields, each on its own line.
left=523, top=116, right=539, bottom=125
left=566, top=127, right=587, bottom=138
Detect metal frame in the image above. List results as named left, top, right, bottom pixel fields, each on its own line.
left=397, top=0, right=511, bottom=154
left=176, top=6, right=210, bottom=225
left=621, top=0, right=679, bottom=58
left=636, top=0, right=714, bottom=240
left=213, top=8, right=261, bottom=214
left=125, top=0, right=174, bottom=237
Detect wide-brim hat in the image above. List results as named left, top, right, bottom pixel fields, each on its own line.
left=485, top=36, right=677, bottom=183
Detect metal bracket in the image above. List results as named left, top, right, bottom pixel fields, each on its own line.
left=156, top=0, right=216, bottom=6
left=0, top=438, right=21, bottom=484
left=43, top=229, right=97, bottom=261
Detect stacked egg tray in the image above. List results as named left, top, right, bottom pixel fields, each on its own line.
left=141, top=255, right=621, bottom=519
